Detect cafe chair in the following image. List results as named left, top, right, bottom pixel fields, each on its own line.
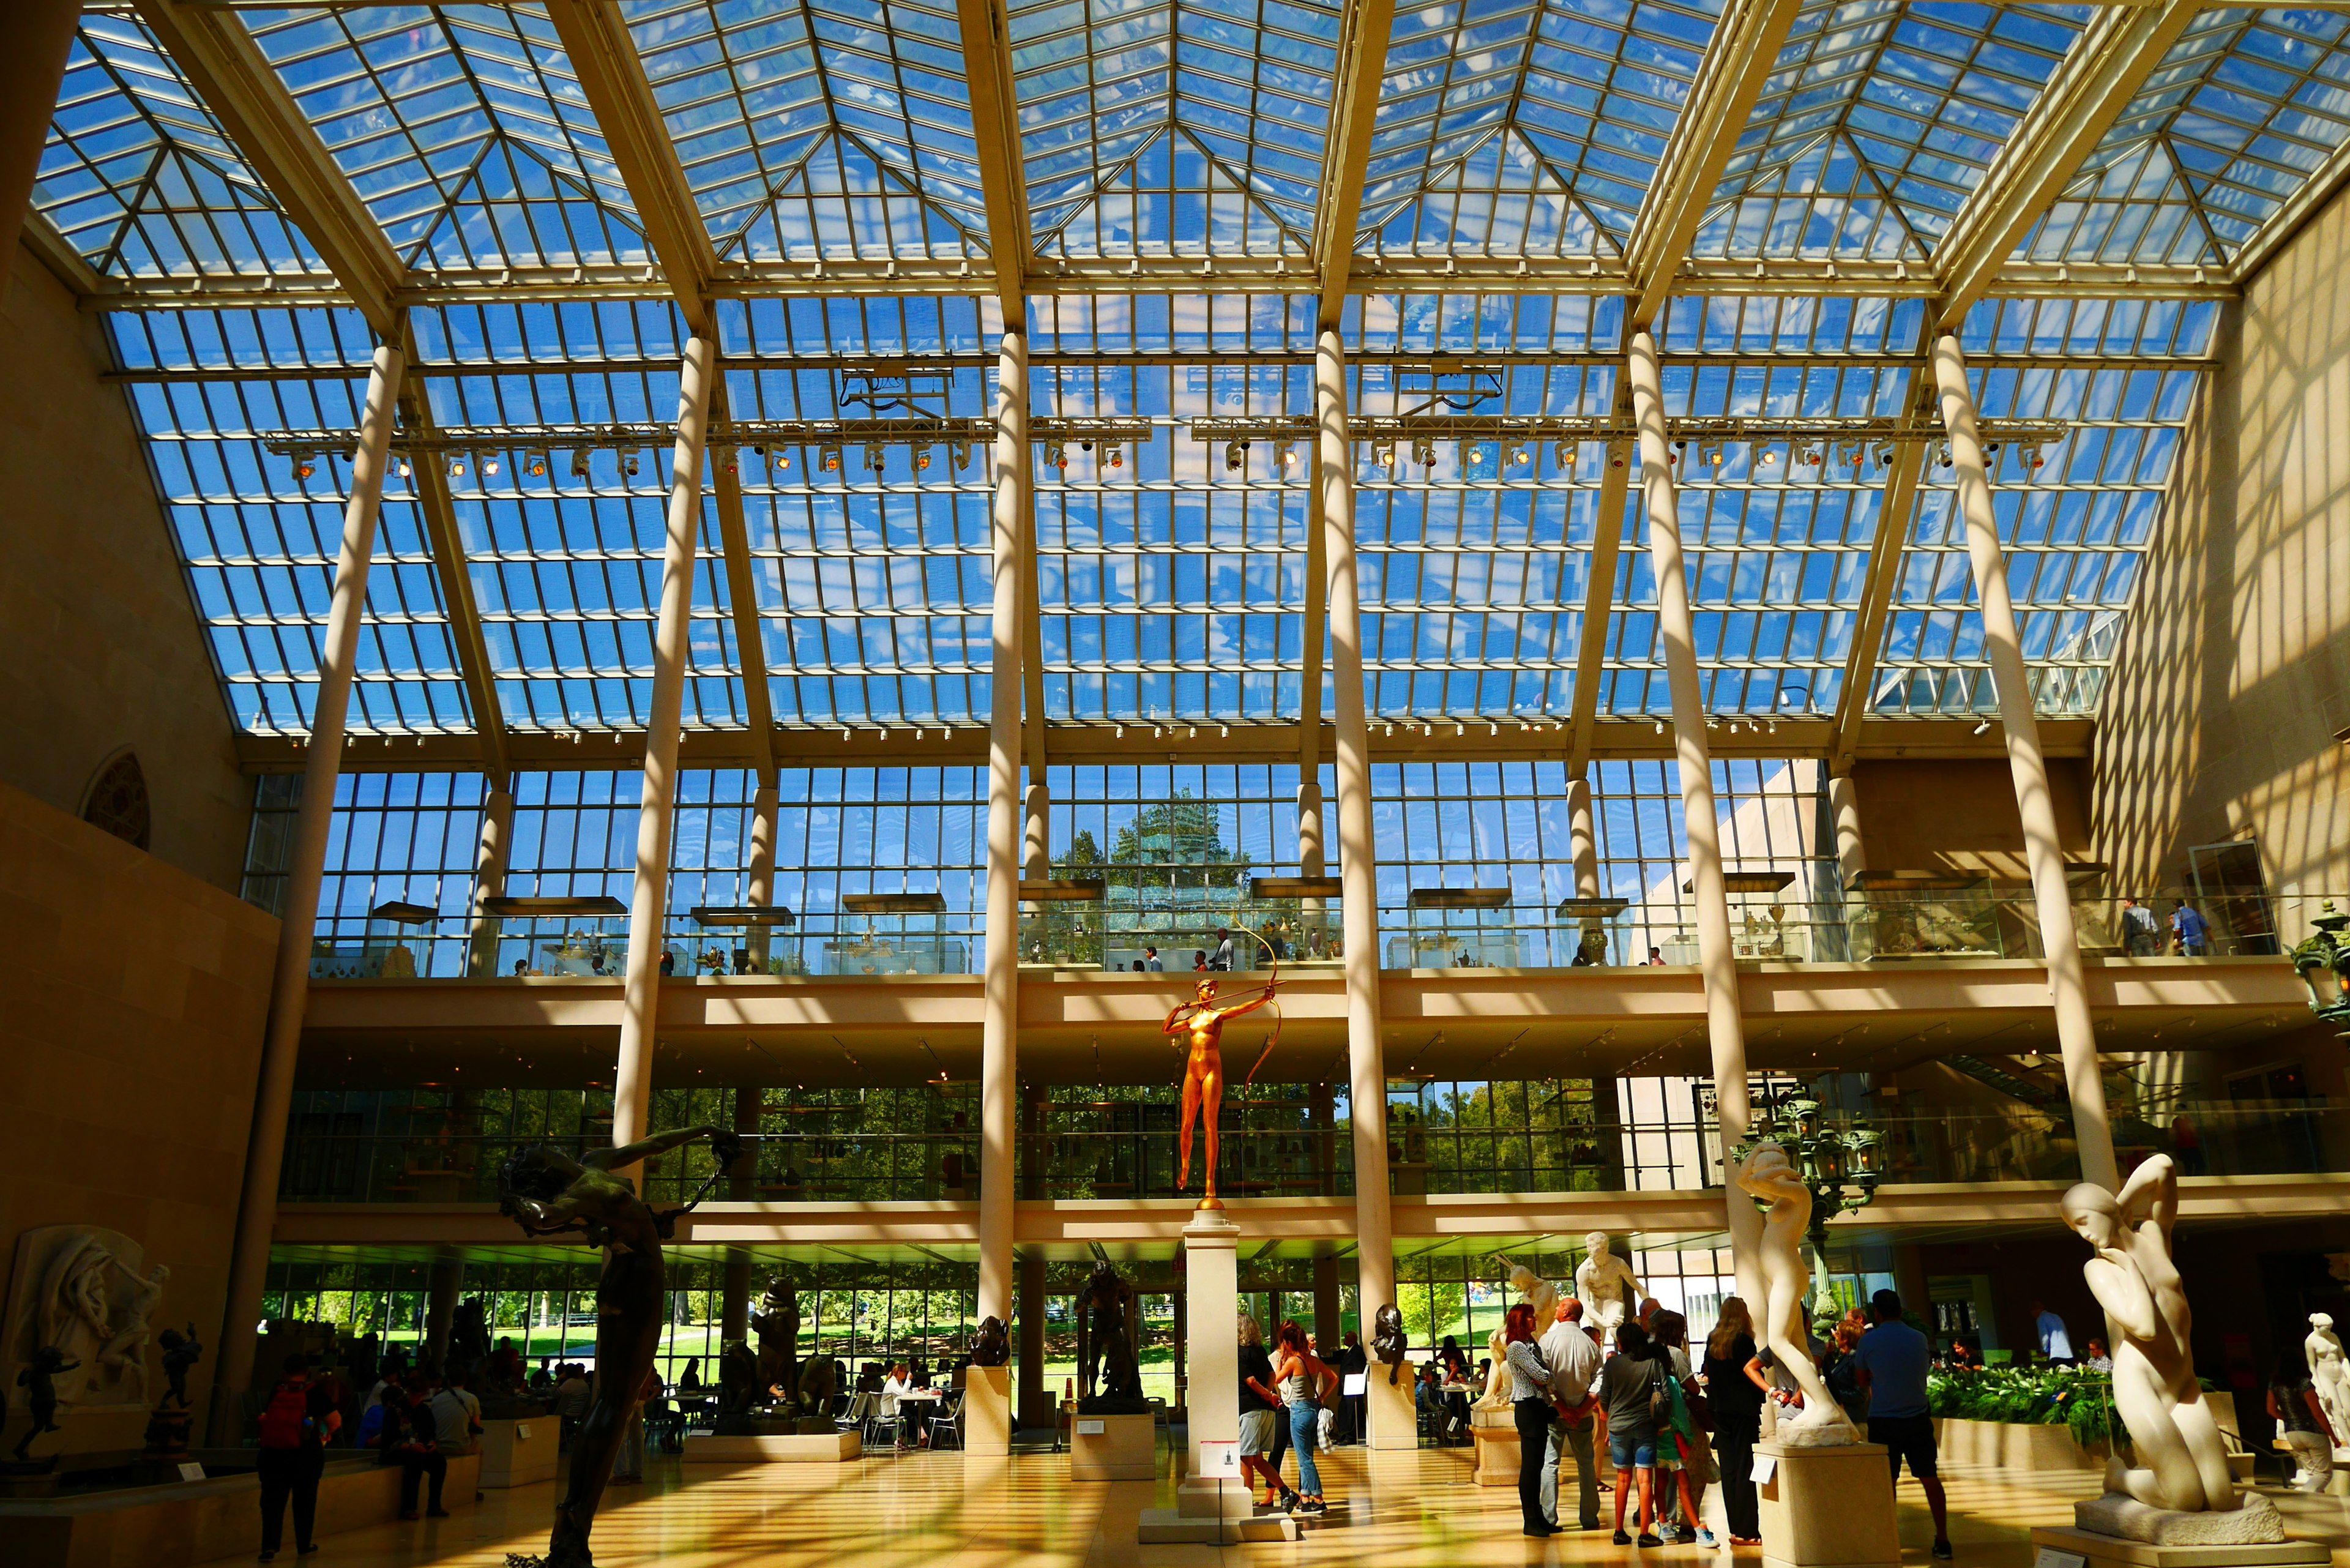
left=835, top=1391, right=874, bottom=1439
left=927, top=1392, right=963, bottom=1451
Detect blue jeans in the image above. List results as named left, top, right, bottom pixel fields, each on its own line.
left=1288, top=1402, right=1322, bottom=1496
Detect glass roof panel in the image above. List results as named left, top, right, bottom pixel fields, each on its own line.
left=1866, top=296, right=2214, bottom=717
left=1362, top=0, right=1717, bottom=262
left=1703, top=1, right=2086, bottom=264
left=108, top=307, right=473, bottom=734
left=2021, top=7, right=2350, bottom=267
left=40, top=15, right=332, bottom=282
left=1008, top=0, right=1340, bottom=260
left=624, top=0, right=990, bottom=264
left=243, top=7, right=650, bottom=272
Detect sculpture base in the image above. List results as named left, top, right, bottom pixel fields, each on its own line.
left=2075, top=1493, right=2287, bottom=1545
left=1076, top=1396, right=1153, bottom=1416
left=477, top=1417, right=558, bottom=1488
left=1069, top=1412, right=1157, bottom=1480
left=1365, top=1356, right=1419, bottom=1450
left=2033, top=1525, right=2324, bottom=1568
left=1139, top=1502, right=1302, bottom=1543
left=681, top=1431, right=861, bottom=1463
left=963, top=1365, right=1011, bottom=1455
left=1757, top=1440, right=1900, bottom=1568
left=1471, top=1406, right=1520, bottom=1486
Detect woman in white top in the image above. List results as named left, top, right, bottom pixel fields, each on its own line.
left=880, top=1362, right=916, bottom=1449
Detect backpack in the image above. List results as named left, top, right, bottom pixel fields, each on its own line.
left=257, top=1382, right=310, bottom=1449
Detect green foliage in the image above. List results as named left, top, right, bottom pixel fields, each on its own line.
left=1926, top=1365, right=2127, bottom=1447
left=1108, top=794, right=1245, bottom=889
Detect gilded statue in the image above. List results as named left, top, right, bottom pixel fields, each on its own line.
left=1162, top=969, right=1277, bottom=1208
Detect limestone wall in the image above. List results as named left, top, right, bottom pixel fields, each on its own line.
left=2092, top=182, right=2350, bottom=899
left=0, top=241, right=249, bottom=893
left=0, top=780, right=275, bottom=1458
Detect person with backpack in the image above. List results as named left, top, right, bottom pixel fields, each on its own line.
left=255, top=1353, right=340, bottom=1560
left=392, top=1375, right=450, bottom=1520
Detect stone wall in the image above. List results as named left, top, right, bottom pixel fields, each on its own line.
left=0, top=241, right=249, bottom=893
left=0, top=780, right=274, bottom=1458
left=2093, top=181, right=2350, bottom=899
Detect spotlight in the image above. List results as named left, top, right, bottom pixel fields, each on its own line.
left=1838, top=441, right=1862, bottom=468
left=821, top=442, right=843, bottom=472
left=624, top=452, right=641, bottom=477
left=1080, top=438, right=1095, bottom=454
left=1280, top=441, right=1298, bottom=469
left=775, top=448, right=791, bottom=471
left=1108, top=444, right=1124, bottom=469
left=1046, top=441, right=1068, bottom=469
left=1874, top=443, right=1896, bottom=469
left=526, top=451, right=549, bottom=477
left=1412, top=437, right=1436, bottom=468
left=397, top=458, right=412, bottom=478
left=482, top=455, right=500, bottom=477
left=1938, top=441, right=1953, bottom=469
left=570, top=449, right=592, bottom=479
left=1758, top=449, right=1777, bottom=467
left=1654, top=720, right=1666, bottom=734
left=952, top=441, right=972, bottom=471
left=1372, top=439, right=1395, bottom=466
left=293, top=454, right=315, bottom=480
left=1553, top=441, right=1576, bottom=469
left=1971, top=719, right=1992, bottom=736
left=916, top=449, right=933, bottom=471
left=1225, top=440, right=1248, bottom=474
left=2024, top=443, right=2048, bottom=471
left=866, top=444, right=886, bottom=472
left=1503, top=440, right=1527, bottom=468
left=447, top=455, right=468, bottom=478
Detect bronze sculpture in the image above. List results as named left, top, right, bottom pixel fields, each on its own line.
left=749, top=1281, right=799, bottom=1409
left=498, top=1125, right=738, bottom=1568
left=1076, top=1263, right=1147, bottom=1413
left=1371, top=1304, right=1409, bottom=1385
left=970, top=1315, right=1011, bottom=1367
left=158, top=1323, right=203, bottom=1408
left=1162, top=971, right=1277, bottom=1208
left=10, top=1346, right=78, bottom=1465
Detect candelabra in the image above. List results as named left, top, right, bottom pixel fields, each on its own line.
left=1737, top=1096, right=1886, bottom=1331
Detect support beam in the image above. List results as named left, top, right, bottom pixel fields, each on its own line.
left=136, top=1, right=405, bottom=335
left=1020, top=465, right=1048, bottom=876
left=709, top=378, right=777, bottom=780
left=1310, top=0, right=1395, bottom=325
left=611, top=335, right=715, bottom=1165
left=20, top=208, right=106, bottom=298
left=539, top=0, right=718, bottom=330
left=1568, top=777, right=1599, bottom=899
left=466, top=784, right=515, bottom=977
left=720, top=1087, right=764, bottom=1342
left=747, top=780, right=778, bottom=970
left=210, top=342, right=405, bottom=1443
left=2228, top=132, right=2350, bottom=285
left=1931, top=334, right=2116, bottom=1191
left=1565, top=441, right=1635, bottom=774
left=975, top=328, right=1029, bottom=1453
left=1828, top=431, right=1927, bottom=771
left=1931, top=1, right=2199, bottom=329
left=394, top=368, right=510, bottom=788
left=1622, top=0, right=1805, bottom=326
left=1628, top=330, right=1753, bottom=1194
left=953, top=0, right=1030, bottom=322
left=1319, top=327, right=1397, bottom=1438
left=1299, top=431, right=1329, bottom=875
left=0, top=5, right=83, bottom=264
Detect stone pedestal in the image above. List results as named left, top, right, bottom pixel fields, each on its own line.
left=477, top=1416, right=558, bottom=1488
left=1366, top=1355, right=1419, bottom=1449
left=1182, top=1208, right=1240, bottom=1476
left=2031, top=1527, right=2327, bottom=1568
left=963, top=1364, right=1011, bottom=1456
left=1756, top=1440, right=1900, bottom=1568
left=1471, top=1405, right=1520, bottom=1486
left=1070, top=1411, right=1157, bottom=1480
left=681, top=1430, right=861, bottom=1463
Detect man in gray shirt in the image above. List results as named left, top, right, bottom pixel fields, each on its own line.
left=1541, top=1297, right=1604, bottom=1529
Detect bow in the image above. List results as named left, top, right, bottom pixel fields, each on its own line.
left=1222, top=920, right=1285, bottom=1086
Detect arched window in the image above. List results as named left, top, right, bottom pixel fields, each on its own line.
left=82, top=750, right=151, bottom=851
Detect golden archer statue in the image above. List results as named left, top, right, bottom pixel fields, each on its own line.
left=1164, top=971, right=1277, bottom=1209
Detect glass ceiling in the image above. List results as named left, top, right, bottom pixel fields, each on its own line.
left=42, top=2, right=2269, bottom=744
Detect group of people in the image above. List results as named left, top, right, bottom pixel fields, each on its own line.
left=1236, top=1316, right=1343, bottom=1514
left=249, top=1351, right=489, bottom=1559
left=2116, top=896, right=2214, bottom=956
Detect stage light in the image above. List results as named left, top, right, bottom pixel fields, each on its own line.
left=821, top=443, right=843, bottom=472
left=571, top=449, right=592, bottom=479
left=1225, top=441, right=1248, bottom=474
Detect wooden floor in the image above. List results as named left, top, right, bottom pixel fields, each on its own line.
left=218, top=1449, right=2350, bottom=1568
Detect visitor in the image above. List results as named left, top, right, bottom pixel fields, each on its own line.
left=512, top=958, right=531, bottom=977
left=256, top=1352, right=339, bottom=1561
left=613, top=1364, right=663, bottom=1478
left=1213, top=927, right=1235, bottom=970
left=1944, top=1340, right=1982, bottom=1370
left=879, top=1362, right=916, bottom=1450
left=1502, top=1301, right=1558, bottom=1537
left=1597, top=1320, right=1663, bottom=1546
left=2032, top=1299, right=2075, bottom=1364
left=1193, top=950, right=1209, bottom=972
left=389, top=1379, right=448, bottom=1520
left=529, top=1357, right=553, bottom=1391
left=357, top=1383, right=401, bottom=1452
left=1416, top=1364, right=1445, bottom=1430
left=658, top=950, right=674, bottom=974
left=1272, top=1320, right=1337, bottom=1515
left=2269, top=1348, right=2333, bottom=1491
left=1542, top=1296, right=1602, bottom=1531
left=1824, top=1314, right=1870, bottom=1430
left=1647, top=947, right=1666, bottom=965
left=554, top=1362, right=593, bottom=1449
left=2171, top=1113, right=2206, bottom=1176
left=1850, top=1289, right=1950, bottom=1561
left=1144, top=946, right=1163, bottom=971
left=1237, top=1316, right=1295, bottom=1511
left=428, top=1367, right=482, bottom=1460
left=1338, top=1330, right=1369, bottom=1444
left=2171, top=899, right=2211, bottom=955
left=1649, top=1310, right=1715, bottom=1547
left=1703, top=1296, right=1764, bottom=1547
left=678, top=1357, right=703, bottom=1394
left=2120, top=896, right=2159, bottom=955
left=2083, top=1337, right=2113, bottom=1373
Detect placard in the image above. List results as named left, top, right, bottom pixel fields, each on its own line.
left=1198, top=1438, right=1242, bottom=1477
left=516, top=1424, right=532, bottom=1439
left=177, top=1462, right=206, bottom=1482
left=2033, top=1549, right=2087, bottom=1568
left=1341, top=1372, right=1368, bottom=1396
left=1749, top=1453, right=1777, bottom=1485
left=1076, top=1418, right=1105, bottom=1435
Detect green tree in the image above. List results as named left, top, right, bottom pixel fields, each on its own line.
left=1109, top=793, right=1245, bottom=889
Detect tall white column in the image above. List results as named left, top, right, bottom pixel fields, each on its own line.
left=211, top=342, right=405, bottom=1440
left=1319, top=330, right=1398, bottom=1443
left=976, top=329, right=1028, bottom=1441
left=611, top=335, right=715, bottom=1168
left=1628, top=332, right=1752, bottom=1162
left=1021, top=782, right=1050, bottom=879
left=1827, top=771, right=1865, bottom=892
left=747, top=780, right=778, bottom=971
left=466, top=783, right=515, bottom=976
left=1931, top=335, right=2117, bottom=1191
left=1567, top=775, right=1599, bottom=897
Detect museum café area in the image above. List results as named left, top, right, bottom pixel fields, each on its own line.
left=23, top=1, right=2350, bottom=1568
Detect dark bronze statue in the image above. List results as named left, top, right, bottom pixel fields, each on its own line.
left=1076, top=1264, right=1147, bottom=1413
left=158, top=1323, right=203, bottom=1408
left=749, top=1281, right=799, bottom=1408
left=498, top=1126, right=738, bottom=1568
left=11, top=1346, right=79, bottom=1464
left=970, top=1315, right=1010, bottom=1368
left=711, top=1342, right=762, bottom=1435
left=1371, top=1304, right=1409, bottom=1385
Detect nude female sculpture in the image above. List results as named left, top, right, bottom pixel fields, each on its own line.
left=2062, top=1155, right=2235, bottom=1514
left=1730, top=1142, right=1854, bottom=1444
left=499, top=1125, right=740, bottom=1568
left=1573, top=1232, right=1641, bottom=1345
left=1163, top=974, right=1275, bottom=1207
left=2307, top=1313, right=2350, bottom=1451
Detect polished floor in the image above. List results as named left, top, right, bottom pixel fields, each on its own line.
left=218, top=1449, right=2350, bottom=1568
